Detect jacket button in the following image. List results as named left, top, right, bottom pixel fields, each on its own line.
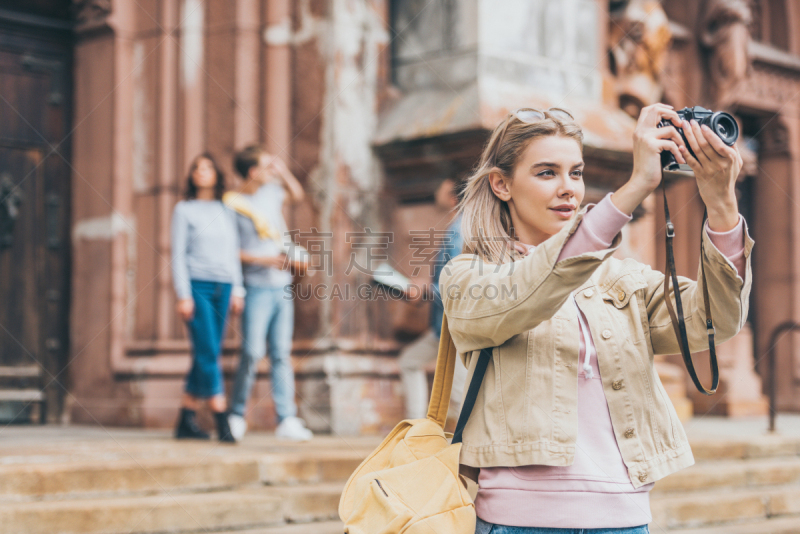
left=612, top=380, right=623, bottom=390
left=638, top=473, right=647, bottom=482
left=624, top=428, right=635, bottom=438
left=602, top=330, right=612, bottom=339
left=617, top=290, right=626, bottom=301
left=583, top=289, right=594, bottom=298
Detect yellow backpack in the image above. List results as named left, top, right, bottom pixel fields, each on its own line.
left=338, top=317, right=491, bottom=533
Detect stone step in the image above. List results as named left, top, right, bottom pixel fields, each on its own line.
left=0, top=488, right=284, bottom=534
left=260, top=452, right=363, bottom=486
left=689, top=435, right=800, bottom=461
left=0, top=457, right=259, bottom=501
left=223, top=516, right=800, bottom=534
left=652, top=456, right=800, bottom=494
left=0, top=450, right=363, bottom=501
left=261, top=482, right=343, bottom=523
left=663, top=514, right=800, bottom=533
left=650, top=485, right=800, bottom=530
left=219, top=520, right=344, bottom=534
left=0, top=479, right=344, bottom=534
left=4, top=435, right=796, bottom=502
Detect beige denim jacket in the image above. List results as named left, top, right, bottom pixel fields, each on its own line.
left=440, top=209, right=753, bottom=488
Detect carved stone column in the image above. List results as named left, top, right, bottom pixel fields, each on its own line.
left=700, top=0, right=752, bottom=106
left=69, top=0, right=140, bottom=425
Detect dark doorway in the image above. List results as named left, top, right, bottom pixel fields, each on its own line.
left=0, top=7, right=72, bottom=423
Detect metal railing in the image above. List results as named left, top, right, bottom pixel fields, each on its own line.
left=766, top=321, right=800, bottom=432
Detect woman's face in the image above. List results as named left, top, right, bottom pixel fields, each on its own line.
left=491, top=135, right=585, bottom=246
left=192, top=158, right=217, bottom=189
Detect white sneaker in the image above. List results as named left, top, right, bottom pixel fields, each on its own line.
left=275, top=416, right=313, bottom=441
left=228, top=414, right=248, bottom=442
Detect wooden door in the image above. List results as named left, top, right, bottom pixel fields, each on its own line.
left=0, top=14, right=72, bottom=423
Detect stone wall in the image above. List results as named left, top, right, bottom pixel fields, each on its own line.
left=68, top=0, right=405, bottom=433
left=65, top=0, right=800, bottom=433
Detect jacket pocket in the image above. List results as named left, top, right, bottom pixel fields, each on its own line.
left=602, top=274, right=649, bottom=344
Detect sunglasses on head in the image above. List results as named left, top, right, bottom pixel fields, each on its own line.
left=491, top=107, right=575, bottom=166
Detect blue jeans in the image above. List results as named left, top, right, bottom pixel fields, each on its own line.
left=475, top=518, right=650, bottom=534
left=230, top=285, right=296, bottom=421
left=185, top=280, right=232, bottom=398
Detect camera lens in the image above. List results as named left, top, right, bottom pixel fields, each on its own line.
left=708, top=112, right=739, bottom=146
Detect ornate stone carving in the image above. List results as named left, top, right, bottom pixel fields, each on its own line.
left=737, top=62, right=800, bottom=110
left=748, top=0, right=764, bottom=42
left=700, top=0, right=753, bottom=105
left=0, top=173, right=23, bottom=249
left=73, top=0, right=112, bottom=32
left=608, top=0, right=672, bottom=118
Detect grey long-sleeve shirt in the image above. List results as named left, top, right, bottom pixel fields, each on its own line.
left=171, top=199, right=245, bottom=300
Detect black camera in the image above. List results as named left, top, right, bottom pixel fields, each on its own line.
left=658, top=106, right=739, bottom=171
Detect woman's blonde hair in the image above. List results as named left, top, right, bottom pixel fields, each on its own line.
left=459, top=111, right=584, bottom=264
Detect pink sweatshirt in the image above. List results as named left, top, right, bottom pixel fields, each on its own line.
left=474, top=194, right=747, bottom=529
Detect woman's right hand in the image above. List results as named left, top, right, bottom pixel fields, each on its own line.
left=612, top=104, right=686, bottom=215
left=176, top=298, right=195, bottom=322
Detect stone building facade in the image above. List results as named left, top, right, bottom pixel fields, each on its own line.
left=0, top=0, right=798, bottom=434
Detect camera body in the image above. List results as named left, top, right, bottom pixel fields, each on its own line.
left=657, top=106, right=739, bottom=171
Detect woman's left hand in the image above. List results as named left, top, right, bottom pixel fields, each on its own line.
left=680, top=119, right=742, bottom=232
left=230, top=295, right=245, bottom=315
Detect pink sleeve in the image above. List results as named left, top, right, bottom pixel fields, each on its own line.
left=557, top=194, right=631, bottom=262
left=558, top=196, right=747, bottom=282
left=705, top=217, right=746, bottom=281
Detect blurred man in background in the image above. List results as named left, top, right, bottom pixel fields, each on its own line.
left=399, top=178, right=468, bottom=423
left=226, top=145, right=312, bottom=441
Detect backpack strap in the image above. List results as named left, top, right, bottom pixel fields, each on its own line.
left=426, top=315, right=492, bottom=442
left=451, top=346, right=491, bottom=444
left=425, top=315, right=460, bottom=428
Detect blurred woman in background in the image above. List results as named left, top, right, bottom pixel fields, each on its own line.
left=171, top=153, right=244, bottom=443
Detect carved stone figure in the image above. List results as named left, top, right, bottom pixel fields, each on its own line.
left=608, top=0, right=672, bottom=118
left=0, top=173, right=22, bottom=249
left=701, top=0, right=752, bottom=105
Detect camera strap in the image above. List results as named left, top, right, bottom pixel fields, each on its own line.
left=661, top=183, right=719, bottom=395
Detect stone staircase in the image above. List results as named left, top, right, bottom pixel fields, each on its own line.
left=649, top=434, right=800, bottom=533
left=0, top=428, right=373, bottom=534
left=0, top=424, right=799, bottom=533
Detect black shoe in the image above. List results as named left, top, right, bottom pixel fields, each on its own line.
left=175, top=408, right=210, bottom=440
left=215, top=411, right=236, bottom=443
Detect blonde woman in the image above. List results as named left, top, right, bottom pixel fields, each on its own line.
left=440, top=104, right=752, bottom=534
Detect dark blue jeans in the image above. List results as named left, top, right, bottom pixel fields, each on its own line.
left=475, top=518, right=649, bottom=534
left=185, top=280, right=232, bottom=398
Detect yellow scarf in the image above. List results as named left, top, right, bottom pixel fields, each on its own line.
left=222, top=191, right=281, bottom=242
